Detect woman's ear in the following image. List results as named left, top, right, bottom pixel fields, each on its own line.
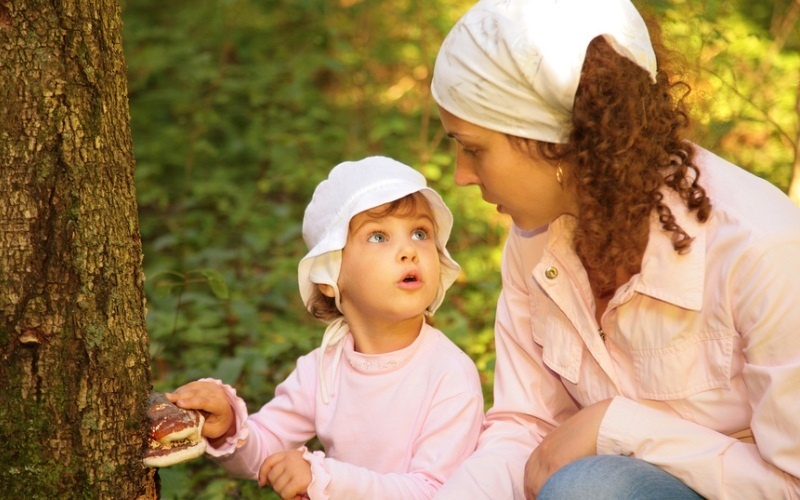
left=318, top=283, right=335, bottom=298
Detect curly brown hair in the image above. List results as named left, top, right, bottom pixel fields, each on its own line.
left=517, top=21, right=712, bottom=299
left=306, top=192, right=444, bottom=323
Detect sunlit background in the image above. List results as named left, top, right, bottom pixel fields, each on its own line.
left=120, top=0, right=799, bottom=497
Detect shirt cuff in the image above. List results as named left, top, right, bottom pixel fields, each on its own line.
left=302, top=446, right=331, bottom=500
left=597, top=396, right=640, bottom=456
left=197, top=377, right=250, bottom=457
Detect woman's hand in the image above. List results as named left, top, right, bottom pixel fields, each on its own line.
left=524, top=399, right=612, bottom=499
left=166, top=381, right=235, bottom=444
left=259, top=449, right=312, bottom=499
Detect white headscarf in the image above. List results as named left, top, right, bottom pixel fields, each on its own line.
left=431, top=0, right=657, bottom=144
left=298, top=156, right=461, bottom=402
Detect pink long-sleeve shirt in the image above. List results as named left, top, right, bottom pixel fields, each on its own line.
left=436, top=147, right=800, bottom=499
left=205, top=322, right=484, bottom=499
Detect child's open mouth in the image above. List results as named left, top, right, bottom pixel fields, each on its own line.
left=398, top=271, right=422, bottom=289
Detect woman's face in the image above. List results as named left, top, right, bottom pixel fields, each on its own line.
left=438, top=106, right=577, bottom=231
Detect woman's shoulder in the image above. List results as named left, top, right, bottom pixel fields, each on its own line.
left=690, top=152, right=800, bottom=274
left=697, top=147, right=800, bottom=233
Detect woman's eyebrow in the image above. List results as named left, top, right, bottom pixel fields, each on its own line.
left=447, top=131, right=480, bottom=142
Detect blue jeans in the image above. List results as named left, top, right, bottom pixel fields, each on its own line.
left=538, top=455, right=705, bottom=499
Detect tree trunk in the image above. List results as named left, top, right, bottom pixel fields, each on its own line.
left=0, top=0, right=157, bottom=497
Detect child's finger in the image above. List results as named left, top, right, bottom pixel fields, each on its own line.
left=258, top=453, right=282, bottom=487
left=166, top=383, right=235, bottom=439
left=271, top=473, right=291, bottom=497
left=168, top=384, right=223, bottom=412
left=276, top=477, right=305, bottom=500
left=166, top=383, right=211, bottom=407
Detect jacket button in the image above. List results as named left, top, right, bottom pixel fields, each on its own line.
left=545, top=266, right=558, bottom=279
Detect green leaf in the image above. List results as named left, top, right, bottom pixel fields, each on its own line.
left=213, top=357, right=245, bottom=385
left=199, top=269, right=230, bottom=299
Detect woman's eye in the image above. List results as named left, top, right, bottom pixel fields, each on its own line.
left=412, top=229, right=429, bottom=240
left=449, top=136, right=478, bottom=157
left=459, top=144, right=479, bottom=156
left=367, top=232, right=387, bottom=243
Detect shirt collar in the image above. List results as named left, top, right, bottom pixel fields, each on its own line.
left=343, top=322, right=429, bottom=373
left=544, top=190, right=706, bottom=311
left=635, top=191, right=706, bottom=311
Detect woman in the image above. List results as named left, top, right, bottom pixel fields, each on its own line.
left=430, top=0, right=800, bottom=498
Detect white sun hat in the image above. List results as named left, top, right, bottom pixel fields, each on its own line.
left=298, top=156, right=461, bottom=403
left=431, top=0, right=657, bottom=144
left=299, top=155, right=460, bottom=315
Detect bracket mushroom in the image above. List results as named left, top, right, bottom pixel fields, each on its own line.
left=143, top=391, right=207, bottom=468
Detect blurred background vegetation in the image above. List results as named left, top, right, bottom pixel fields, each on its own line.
left=120, top=0, right=799, bottom=497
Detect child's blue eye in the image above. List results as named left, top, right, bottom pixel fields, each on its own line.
left=367, top=232, right=387, bottom=243
left=412, top=229, right=429, bottom=240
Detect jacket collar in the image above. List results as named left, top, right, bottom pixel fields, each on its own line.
left=632, top=190, right=706, bottom=310
left=544, top=189, right=707, bottom=311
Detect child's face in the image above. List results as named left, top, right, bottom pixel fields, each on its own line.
left=337, top=200, right=441, bottom=328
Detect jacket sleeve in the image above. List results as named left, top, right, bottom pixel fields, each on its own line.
left=598, top=237, right=800, bottom=499
left=436, top=231, right=580, bottom=499
left=207, top=353, right=318, bottom=480
left=306, top=379, right=484, bottom=499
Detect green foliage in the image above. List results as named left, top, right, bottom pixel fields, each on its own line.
left=122, top=0, right=798, bottom=497
left=658, top=0, right=800, bottom=190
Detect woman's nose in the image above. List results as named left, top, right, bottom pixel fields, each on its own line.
left=454, top=155, right=478, bottom=187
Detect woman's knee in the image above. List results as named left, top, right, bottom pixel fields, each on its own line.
left=538, top=455, right=704, bottom=500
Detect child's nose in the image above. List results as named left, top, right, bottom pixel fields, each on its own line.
left=399, top=242, right=419, bottom=263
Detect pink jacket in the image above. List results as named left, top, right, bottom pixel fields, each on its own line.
left=437, top=147, right=800, bottom=499
left=205, top=323, right=484, bottom=499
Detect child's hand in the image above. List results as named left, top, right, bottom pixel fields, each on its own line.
left=166, top=381, right=235, bottom=443
left=258, top=449, right=312, bottom=499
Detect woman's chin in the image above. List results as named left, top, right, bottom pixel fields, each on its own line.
left=510, top=215, right=548, bottom=232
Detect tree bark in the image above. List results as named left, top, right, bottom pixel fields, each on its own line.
left=0, top=0, right=157, bottom=497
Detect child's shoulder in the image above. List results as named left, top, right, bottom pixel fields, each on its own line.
left=290, top=346, right=327, bottom=376
left=419, top=324, right=481, bottom=379
left=423, top=323, right=466, bottom=349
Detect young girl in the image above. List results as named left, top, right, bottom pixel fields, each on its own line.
left=167, top=156, right=484, bottom=499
